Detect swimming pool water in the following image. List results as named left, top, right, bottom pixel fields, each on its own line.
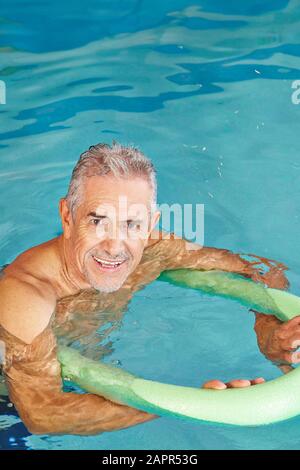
left=1, top=0, right=300, bottom=450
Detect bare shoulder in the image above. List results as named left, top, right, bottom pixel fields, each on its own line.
left=4, top=237, right=59, bottom=278
left=0, top=273, right=57, bottom=345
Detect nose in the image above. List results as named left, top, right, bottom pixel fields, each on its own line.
left=100, top=237, right=124, bottom=258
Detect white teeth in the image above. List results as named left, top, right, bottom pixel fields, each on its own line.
left=93, top=255, right=123, bottom=267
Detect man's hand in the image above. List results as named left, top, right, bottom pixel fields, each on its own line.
left=255, top=315, right=300, bottom=365
left=202, top=377, right=265, bottom=390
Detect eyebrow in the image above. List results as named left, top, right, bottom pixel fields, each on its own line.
left=87, top=212, right=107, bottom=219
left=87, top=212, right=143, bottom=224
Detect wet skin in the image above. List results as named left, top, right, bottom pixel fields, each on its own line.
left=0, top=175, right=290, bottom=434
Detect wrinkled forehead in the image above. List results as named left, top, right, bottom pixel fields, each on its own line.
left=77, top=175, right=154, bottom=220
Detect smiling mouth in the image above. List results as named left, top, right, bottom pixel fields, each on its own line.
left=92, top=255, right=127, bottom=271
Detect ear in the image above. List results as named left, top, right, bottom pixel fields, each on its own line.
left=59, top=198, right=73, bottom=239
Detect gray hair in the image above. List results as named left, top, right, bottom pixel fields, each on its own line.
left=66, top=142, right=157, bottom=218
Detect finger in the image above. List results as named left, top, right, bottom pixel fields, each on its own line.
left=250, top=377, right=265, bottom=385
left=281, top=336, right=300, bottom=351
left=226, top=379, right=251, bottom=388
left=202, top=380, right=227, bottom=390
left=275, top=351, right=299, bottom=364
left=278, top=364, right=294, bottom=374
left=290, top=351, right=300, bottom=364
left=276, top=326, right=300, bottom=341
left=285, top=326, right=300, bottom=337
left=282, top=316, right=300, bottom=329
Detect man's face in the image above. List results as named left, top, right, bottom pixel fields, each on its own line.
left=61, top=175, right=159, bottom=293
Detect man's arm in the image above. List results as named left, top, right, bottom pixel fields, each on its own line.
left=148, top=231, right=294, bottom=366
left=148, top=230, right=273, bottom=278
left=0, top=276, right=156, bottom=435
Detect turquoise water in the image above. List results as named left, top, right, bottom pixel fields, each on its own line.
left=1, top=0, right=300, bottom=450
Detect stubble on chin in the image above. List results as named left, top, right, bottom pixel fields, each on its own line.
left=91, top=279, right=126, bottom=294
left=82, top=263, right=131, bottom=294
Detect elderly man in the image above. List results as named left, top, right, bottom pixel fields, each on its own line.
left=0, top=142, right=296, bottom=435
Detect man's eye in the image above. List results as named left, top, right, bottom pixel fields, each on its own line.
left=128, top=221, right=141, bottom=231
left=91, top=218, right=107, bottom=226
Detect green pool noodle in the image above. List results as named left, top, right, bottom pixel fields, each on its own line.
left=159, top=269, right=300, bottom=322
left=58, top=269, right=300, bottom=426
